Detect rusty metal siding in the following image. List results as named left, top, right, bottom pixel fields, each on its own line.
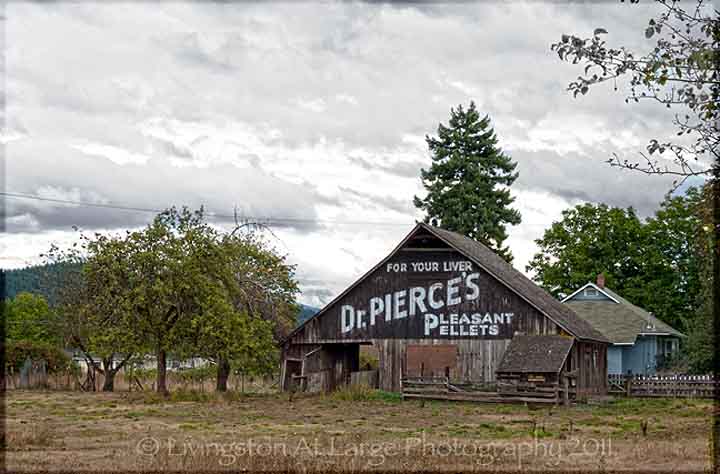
left=406, top=344, right=457, bottom=376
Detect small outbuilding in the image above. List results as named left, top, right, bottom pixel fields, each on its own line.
left=281, top=223, right=609, bottom=397
left=496, top=335, right=575, bottom=397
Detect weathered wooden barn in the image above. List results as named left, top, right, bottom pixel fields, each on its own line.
left=280, top=223, right=608, bottom=397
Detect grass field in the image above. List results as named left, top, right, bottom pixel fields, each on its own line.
left=4, top=387, right=715, bottom=471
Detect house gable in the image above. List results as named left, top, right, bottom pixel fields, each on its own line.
left=562, top=283, right=619, bottom=303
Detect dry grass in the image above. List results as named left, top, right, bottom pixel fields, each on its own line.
left=4, top=389, right=714, bottom=472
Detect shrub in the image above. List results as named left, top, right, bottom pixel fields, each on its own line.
left=5, top=340, right=76, bottom=374
left=359, top=353, right=379, bottom=371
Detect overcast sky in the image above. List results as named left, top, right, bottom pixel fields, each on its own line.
left=1, top=1, right=706, bottom=307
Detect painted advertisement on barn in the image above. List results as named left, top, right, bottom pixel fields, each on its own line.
left=318, top=250, right=528, bottom=340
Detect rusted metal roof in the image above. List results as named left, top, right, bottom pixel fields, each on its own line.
left=496, top=335, right=574, bottom=374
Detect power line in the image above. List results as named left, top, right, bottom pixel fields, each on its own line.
left=0, top=191, right=415, bottom=227
left=1, top=191, right=559, bottom=228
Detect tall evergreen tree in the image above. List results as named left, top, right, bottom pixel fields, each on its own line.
left=414, top=102, right=521, bottom=262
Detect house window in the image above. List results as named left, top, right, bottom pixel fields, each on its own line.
left=584, top=287, right=598, bottom=297
left=665, top=340, right=674, bottom=354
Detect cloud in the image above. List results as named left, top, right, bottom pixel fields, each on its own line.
left=71, top=141, right=151, bottom=166
left=3, top=1, right=687, bottom=308
left=510, top=149, right=675, bottom=217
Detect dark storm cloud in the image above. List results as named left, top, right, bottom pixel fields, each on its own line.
left=512, top=149, right=676, bottom=217
left=339, top=186, right=413, bottom=215
left=4, top=138, right=327, bottom=234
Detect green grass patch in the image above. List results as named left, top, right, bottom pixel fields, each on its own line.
left=330, top=385, right=402, bottom=403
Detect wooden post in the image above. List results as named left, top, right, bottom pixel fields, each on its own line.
left=626, top=372, right=632, bottom=397
left=563, top=376, right=570, bottom=407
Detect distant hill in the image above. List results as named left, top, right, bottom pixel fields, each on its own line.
left=297, top=304, right=319, bottom=326
left=3, top=262, right=320, bottom=324
left=2, top=263, right=80, bottom=304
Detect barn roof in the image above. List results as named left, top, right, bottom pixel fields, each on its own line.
left=423, top=225, right=608, bottom=342
left=283, top=223, right=608, bottom=344
left=496, top=335, right=574, bottom=374
left=564, top=284, right=685, bottom=344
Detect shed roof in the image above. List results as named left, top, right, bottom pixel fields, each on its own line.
left=564, top=284, right=685, bottom=345
left=496, top=335, right=574, bottom=374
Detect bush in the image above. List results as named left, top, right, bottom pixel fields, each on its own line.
left=173, top=365, right=215, bottom=385
left=359, top=353, right=379, bottom=371
left=5, top=341, right=76, bottom=374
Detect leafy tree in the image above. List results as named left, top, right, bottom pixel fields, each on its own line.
left=46, top=207, right=299, bottom=394
left=120, top=207, right=222, bottom=394
left=44, top=242, right=140, bottom=392
left=414, top=102, right=521, bottom=262
left=213, top=231, right=298, bottom=390
left=551, top=0, right=718, bottom=183
left=527, top=203, right=647, bottom=296
left=685, top=184, right=715, bottom=373
left=642, top=187, right=704, bottom=328
left=175, top=229, right=298, bottom=391
left=3, top=292, right=55, bottom=345
left=527, top=188, right=705, bottom=330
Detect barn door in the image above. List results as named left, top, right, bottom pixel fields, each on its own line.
left=283, top=359, right=302, bottom=391
left=405, top=344, right=457, bottom=378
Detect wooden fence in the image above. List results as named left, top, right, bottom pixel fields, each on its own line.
left=401, top=376, right=569, bottom=405
left=608, top=373, right=718, bottom=398
left=4, top=369, right=277, bottom=393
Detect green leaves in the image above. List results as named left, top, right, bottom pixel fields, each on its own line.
left=3, top=292, right=55, bottom=345
left=414, top=102, right=521, bottom=262
left=528, top=186, right=708, bottom=332
left=551, top=1, right=716, bottom=179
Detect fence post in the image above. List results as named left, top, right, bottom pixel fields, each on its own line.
left=625, top=372, right=632, bottom=397
left=563, top=376, right=570, bottom=407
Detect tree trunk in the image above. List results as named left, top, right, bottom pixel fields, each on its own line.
left=156, top=348, right=168, bottom=395
left=101, top=357, right=116, bottom=392
left=216, top=358, right=230, bottom=392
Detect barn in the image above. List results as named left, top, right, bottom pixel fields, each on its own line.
left=280, top=223, right=609, bottom=398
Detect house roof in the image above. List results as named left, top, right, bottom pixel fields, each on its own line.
left=563, top=283, right=685, bottom=345
left=496, top=335, right=574, bottom=373
left=283, top=223, right=608, bottom=344
left=424, top=225, right=608, bottom=342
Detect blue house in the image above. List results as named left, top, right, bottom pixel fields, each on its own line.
left=562, top=276, right=684, bottom=375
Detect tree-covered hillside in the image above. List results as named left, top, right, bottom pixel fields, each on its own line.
left=2, top=262, right=319, bottom=324
left=2, top=263, right=82, bottom=304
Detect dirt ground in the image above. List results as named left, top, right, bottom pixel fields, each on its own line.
left=4, top=388, right=715, bottom=472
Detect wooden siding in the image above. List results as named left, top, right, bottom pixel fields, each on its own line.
left=375, top=338, right=514, bottom=391
left=282, top=232, right=607, bottom=396
left=565, top=340, right=608, bottom=396
left=287, top=249, right=561, bottom=344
